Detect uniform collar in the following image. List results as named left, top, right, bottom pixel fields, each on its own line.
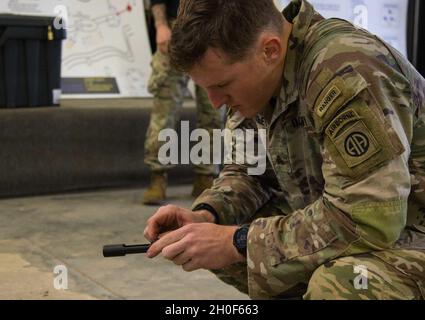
left=270, top=0, right=318, bottom=125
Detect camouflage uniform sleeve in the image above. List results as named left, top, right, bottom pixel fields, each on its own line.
left=191, top=110, right=279, bottom=225
left=247, top=38, right=414, bottom=298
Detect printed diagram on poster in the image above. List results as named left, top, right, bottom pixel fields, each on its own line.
left=0, top=0, right=152, bottom=98
left=274, top=0, right=409, bottom=58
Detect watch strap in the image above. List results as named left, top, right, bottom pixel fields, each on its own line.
left=192, top=203, right=220, bottom=224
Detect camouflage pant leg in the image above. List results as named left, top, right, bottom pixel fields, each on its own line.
left=145, top=50, right=187, bottom=172
left=208, top=194, right=292, bottom=297
left=304, top=249, right=425, bottom=300
left=209, top=262, right=249, bottom=295
left=193, top=85, right=222, bottom=176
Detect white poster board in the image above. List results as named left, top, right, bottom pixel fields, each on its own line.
left=274, top=0, right=409, bottom=58
left=0, top=0, right=152, bottom=98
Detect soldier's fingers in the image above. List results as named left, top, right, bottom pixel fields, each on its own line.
left=158, top=231, right=172, bottom=239
left=170, top=250, right=192, bottom=266
left=144, top=222, right=160, bottom=242
left=147, top=227, right=186, bottom=258
left=143, top=226, right=151, bottom=242
left=144, top=206, right=177, bottom=241
left=161, top=239, right=187, bottom=261
left=182, top=259, right=199, bottom=272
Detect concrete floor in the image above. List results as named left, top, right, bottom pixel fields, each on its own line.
left=0, top=185, right=248, bottom=300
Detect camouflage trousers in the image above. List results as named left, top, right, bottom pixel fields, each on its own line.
left=145, top=50, right=222, bottom=175
left=210, top=197, right=425, bottom=300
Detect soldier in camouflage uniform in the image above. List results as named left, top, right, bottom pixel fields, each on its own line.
left=143, top=0, right=221, bottom=205
left=143, top=0, right=425, bottom=299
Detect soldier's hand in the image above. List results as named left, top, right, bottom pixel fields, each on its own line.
left=147, top=223, right=245, bottom=271
left=143, top=205, right=215, bottom=243
left=156, top=24, right=171, bottom=54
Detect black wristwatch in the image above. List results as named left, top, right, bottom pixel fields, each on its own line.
left=233, top=224, right=249, bottom=258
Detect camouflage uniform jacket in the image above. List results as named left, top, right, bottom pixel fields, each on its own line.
left=192, top=0, right=425, bottom=298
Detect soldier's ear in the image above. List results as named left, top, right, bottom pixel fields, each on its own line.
left=261, top=36, right=282, bottom=65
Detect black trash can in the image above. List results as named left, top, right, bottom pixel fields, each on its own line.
left=0, top=14, right=66, bottom=108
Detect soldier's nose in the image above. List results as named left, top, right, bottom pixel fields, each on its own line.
left=208, top=91, right=228, bottom=109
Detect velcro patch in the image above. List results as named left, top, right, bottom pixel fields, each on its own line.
left=323, top=89, right=405, bottom=180
left=316, top=85, right=341, bottom=118
left=326, top=109, right=361, bottom=139
left=332, top=121, right=380, bottom=168
left=310, top=67, right=369, bottom=133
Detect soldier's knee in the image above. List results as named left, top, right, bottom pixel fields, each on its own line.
left=303, top=256, right=420, bottom=300
left=304, top=264, right=331, bottom=299
left=303, top=260, right=359, bottom=300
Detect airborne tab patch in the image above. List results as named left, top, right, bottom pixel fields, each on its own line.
left=316, top=85, right=341, bottom=118
left=326, top=109, right=361, bottom=139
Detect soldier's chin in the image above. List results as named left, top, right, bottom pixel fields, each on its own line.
left=239, top=109, right=257, bottom=119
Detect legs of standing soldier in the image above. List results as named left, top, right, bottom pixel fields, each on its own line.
left=143, top=50, right=185, bottom=204
left=143, top=77, right=185, bottom=173
left=144, top=51, right=223, bottom=203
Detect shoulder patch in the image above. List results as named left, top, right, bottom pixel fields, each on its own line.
left=332, top=120, right=380, bottom=168
left=324, top=91, right=405, bottom=179
left=309, top=66, right=369, bottom=133
left=325, top=109, right=361, bottom=139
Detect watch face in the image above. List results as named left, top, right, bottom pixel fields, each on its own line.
left=235, top=226, right=248, bottom=249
